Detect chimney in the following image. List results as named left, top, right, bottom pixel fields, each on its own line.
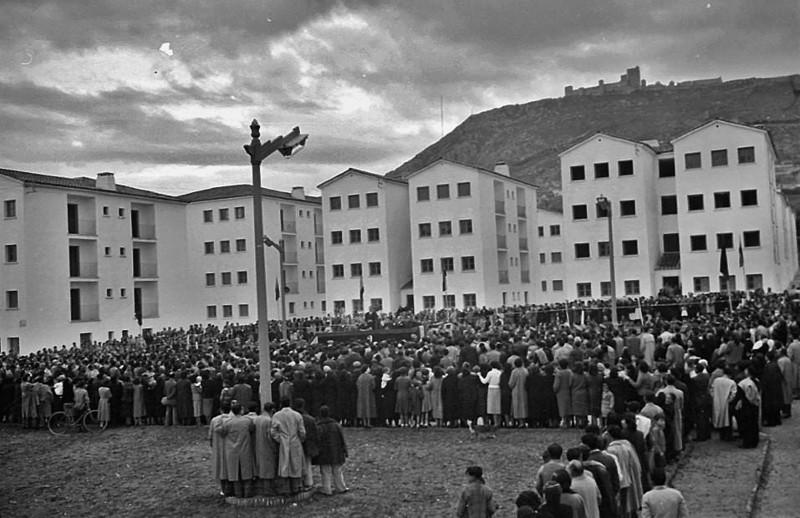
left=291, top=186, right=305, bottom=200
left=494, top=162, right=510, bottom=177
left=96, top=172, right=116, bottom=191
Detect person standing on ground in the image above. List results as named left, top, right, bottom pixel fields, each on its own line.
left=294, top=398, right=319, bottom=491
left=456, top=465, right=497, bottom=518
left=163, top=371, right=177, bottom=427
left=315, top=405, right=349, bottom=495
left=640, top=468, right=688, bottom=518
left=271, top=396, right=306, bottom=495
left=209, top=401, right=232, bottom=496
left=222, top=401, right=256, bottom=498
left=253, top=401, right=278, bottom=496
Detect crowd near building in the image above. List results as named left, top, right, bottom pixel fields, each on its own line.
left=0, top=119, right=797, bottom=355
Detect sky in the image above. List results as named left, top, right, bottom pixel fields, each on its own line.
left=1, top=0, right=798, bottom=197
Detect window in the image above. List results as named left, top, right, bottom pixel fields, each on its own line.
left=420, top=258, right=434, bottom=273
left=539, top=253, right=546, bottom=264
left=577, top=283, right=592, bottom=298
left=422, top=296, right=436, bottom=309
left=550, top=225, right=561, bottom=236
left=716, top=233, right=733, bottom=250
left=738, top=146, right=755, bottom=164
left=620, top=200, right=636, bottom=216
left=711, top=149, right=728, bottom=167
left=743, top=230, right=761, bottom=248
left=740, top=189, right=758, bottom=206
left=102, top=206, right=110, bottom=217
left=219, top=208, right=229, bottom=221
left=221, top=272, right=232, bottom=285
left=687, top=194, right=704, bottom=211
left=5, top=244, right=17, bottom=263
left=661, top=195, right=678, bottom=215
left=204, top=242, right=214, bottom=254
left=624, top=280, right=640, bottom=295
left=207, top=305, right=217, bottom=318
left=3, top=200, right=15, bottom=218
left=463, top=293, right=477, bottom=307
left=461, top=256, right=475, bottom=271
left=235, top=206, right=245, bottom=219
left=663, top=233, right=680, bottom=253
left=600, top=281, right=611, bottom=297
left=349, top=229, right=362, bottom=244
left=329, top=196, right=342, bottom=210
left=331, top=231, right=343, bottom=245
left=120, top=288, right=126, bottom=298
left=366, top=192, right=378, bottom=207
left=120, top=247, right=126, bottom=257
left=367, top=228, right=380, bottom=242
left=622, top=240, right=638, bottom=256
left=233, top=239, right=245, bottom=252
left=570, top=165, right=586, bottom=181
left=596, top=203, right=608, bottom=218
left=369, top=298, right=383, bottom=311
left=106, top=288, right=113, bottom=298
left=419, top=223, right=432, bottom=238
left=685, top=152, right=702, bottom=170
left=541, top=281, right=548, bottom=292
left=443, top=294, right=456, bottom=308
left=118, top=208, right=125, bottom=218
left=714, top=192, right=731, bottom=209
left=459, top=219, right=473, bottom=235
left=5, top=290, right=19, bottom=309
left=350, top=263, right=363, bottom=277
left=220, top=240, right=231, bottom=254
left=436, top=184, right=450, bottom=199
left=369, top=262, right=382, bottom=276
left=417, top=186, right=430, bottom=202
left=453, top=181, right=471, bottom=198
left=289, top=302, right=296, bottom=315
left=690, top=235, right=707, bottom=251
left=618, top=160, right=634, bottom=176
left=348, top=194, right=360, bottom=209
left=222, top=305, right=233, bottom=318
left=574, top=242, right=590, bottom=259
left=572, top=204, right=588, bottom=220
left=551, top=252, right=562, bottom=263
left=438, top=221, right=452, bottom=236
left=658, top=159, right=676, bottom=178
left=693, top=276, right=710, bottom=293
left=594, top=162, right=610, bottom=179
left=441, top=257, right=454, bottom=272
left=237, top=271, right=248, bottom=284
left=538, top=226, right=544, bottom=237
left=205, top=273, right=215, bottom=286
left=104, top=246, right=111, bottom=257
left=553, top=280, right=564, bottom=291
left=239, top=304, right=249, bottom=317
left=333, top=300, right=345, bottom=314
left=598, top=241, right=609, bottom=257
left=332, top=264, right=344, bottom=278
left=746, top=274, right=763, bottom=290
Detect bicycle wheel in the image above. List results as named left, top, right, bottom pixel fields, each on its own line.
left=48, top=411, right=70, bottom=436
left=82, top=410, right=107, bottom=433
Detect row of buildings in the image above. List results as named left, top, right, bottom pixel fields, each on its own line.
left=1, top=119, right=797, bottom=354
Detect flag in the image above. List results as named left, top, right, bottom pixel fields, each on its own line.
left=274, top=278, right=280, bottom=300
left=738, top=240, right=745, bottom=269
left=359, top=274, right=364, bottom=304
left=719, top=246, right=729, bottom=277
left=442, top=268, right=448, bottom=292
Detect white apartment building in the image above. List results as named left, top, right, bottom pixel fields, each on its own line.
left=318, top=168, right=411, bottom=314
left=0, top=170, right=193, bottom=355
left=404, top=159, right=539, bottom=310
left=180, top=185, right=326, bottom=322
left=556, top=120, right=797, bottom=300
left=536, top=209, right=566, bottom=303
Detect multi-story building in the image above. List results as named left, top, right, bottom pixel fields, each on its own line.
left=404, top=159, right=539, bottom=310
left=0, top=170, right=192, bottom=354
left=179, top=185, right=326, bottom=322
left=318, top=168, right=410, bottom=314
left=536, top=209, right=566, bottom=303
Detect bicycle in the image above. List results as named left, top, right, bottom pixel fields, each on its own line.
left=48, top=404, right=107, bottom=435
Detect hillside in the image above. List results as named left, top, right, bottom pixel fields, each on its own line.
left=387, top=72, right=800, bottom=211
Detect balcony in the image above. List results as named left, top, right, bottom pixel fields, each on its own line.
left=67, top=219, right=97, bottom=237
left=496, top=234, right=507, bottom=249
left=314, top=223, right=324, bottom=236
left=69, top=262, right=98, bottom=279
left=494, top=200, right=505, bottom=215
left=517, top=205, right=527, bottom=219
left=315, top=249, right=325, bottom=264
left=281, top=220, right=297, bottom=234
left=283, top=251, right=298, bottom=264
left=498, top=269, right=509, bottom=284
left=316, top=279, right=326, bottom=294
left=133, top=262, right=158, bottom=278
left=519, top=237, right=528, bottom=251
left=521, top=270, right=531, bottom=283
left=70, top=304, right=99, bottom=322
left=132, top=224, right=156, bottom=240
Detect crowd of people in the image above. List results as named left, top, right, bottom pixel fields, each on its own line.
left=1, top=290, right=799, bottom=510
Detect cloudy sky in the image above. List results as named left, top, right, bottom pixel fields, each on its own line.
left=1, top=1, right=798, bottom=197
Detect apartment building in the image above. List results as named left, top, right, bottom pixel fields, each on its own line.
left=318, top=168, right=411, bottom=314
left=536, top=209, right=566, bottom=303
left=0, top=170, right=192, bottom=354
left=179, top=185, right=326, bottom=322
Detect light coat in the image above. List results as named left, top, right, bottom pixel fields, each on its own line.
left=270, top=406, right=306, bottom=478
left=223, top=414, right=256, bottom=481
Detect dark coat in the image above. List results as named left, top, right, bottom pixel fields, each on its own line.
left=441, top=373, right=460, bottom=422
left=301, top=411, right=320, bottom=459
left=314, top=416, right=348, bottom=466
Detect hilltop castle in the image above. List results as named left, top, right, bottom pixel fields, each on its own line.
left=564, top=66, right=723, bottom=97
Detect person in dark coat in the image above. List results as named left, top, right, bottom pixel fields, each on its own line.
left=320, top=368, right=339, bottom=419
left=293, top=398, right=319, bottom=490
left=337, top=368, right=357, bottom=426
left=176, top=371, right=194, bottom=426
left=761, top=351, right=784, bottom=427
left=526, top=364, right=545, bottom=427
left=441, top=367, right=461, bottom=427
left=292, top=370, right=313, bottom=414
left=688, top=363, right=713, bottom=441
left=459, top=366, right=480, bottom=425
left=314, top=405, right=349, bottom=495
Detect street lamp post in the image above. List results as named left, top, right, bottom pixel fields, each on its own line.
left=596, top=195, right=618, bottom=327
left=244, top=120, right=307, bottom=405
left=263, top=235, right=289, bottom=341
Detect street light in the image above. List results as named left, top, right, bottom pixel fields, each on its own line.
left=263, top=235, right=288, bottom=342
left=596, top=195, right=618, bottom=327
left=244, top=119, right=308, bottom=405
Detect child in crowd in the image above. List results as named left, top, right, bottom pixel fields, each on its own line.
left=456, top=465, right=497, bottom=518
left=600, top=382, right=614, bottom=428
